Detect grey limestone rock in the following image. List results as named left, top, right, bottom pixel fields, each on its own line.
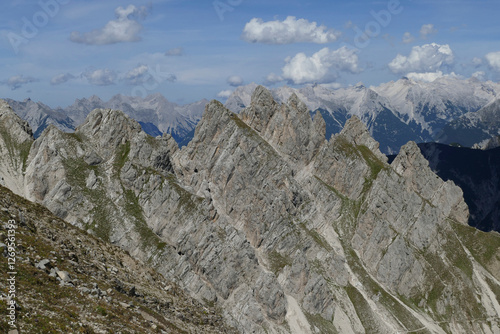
left=0, top=92, right=499, bottom=334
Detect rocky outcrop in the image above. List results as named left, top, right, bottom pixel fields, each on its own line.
left=240, top=86, right=326, bottom=166
left=0, top=185, right=235, bottom=333
left=1, top=91, right=499, bottom=333
left=0, top=99, right=34, bottom=196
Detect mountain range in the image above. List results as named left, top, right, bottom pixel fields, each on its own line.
left=4, top=93, right=207, bottom=144
left=226, top=77, right=500, bottom=153
left=1, top=87, right=499, bottom=333
left=4, top=77, right=500, bottom=154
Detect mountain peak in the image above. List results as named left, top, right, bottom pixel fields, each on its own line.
left=391, top=141, right=469, bottom=222
left=286, top=93, right=308, bottom=114
left=0, top=99, right=33, bottom=138
left=339, top=116, right=387, bottom=162
left=0, top=99, right=14, bottom=114
left=251, top=85, right=275, bottom=107
left=240, top=85, right=279, bottom=133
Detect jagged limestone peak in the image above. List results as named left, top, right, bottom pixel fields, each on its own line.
left=205, top=99, right=231, bottom=118
left=251, top=84, right=275, bottom=107
left=391, top=141, right=469, bottom=223
left=0, top=99, right=33, bottom=139
left=338, top=115, right=387, bottom=162
left=77, top=108, right=142, bottom=137
left=0, top=98, right=13, bottom=114
left=240, top=85, right=278, bottom=133
left=286, top=92, right=308, bottom=114
left=186, top=99, right=235, bottom=148
left=391, top=141, right=430, bottom=177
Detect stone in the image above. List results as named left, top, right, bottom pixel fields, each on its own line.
left=35, top=259, right=52, bottom=270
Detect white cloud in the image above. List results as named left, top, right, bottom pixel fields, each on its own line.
left=70, top=5, right=148, bottom=45
left=405, top=71, right=445, bottom=82
left=165, top=47, right=184, bottom=56
left=402, top=32, right=414, bottom=44
left=485, top=51, right=500, bottom=72
left=279, top=47, right=360, bottom=84
left=4, top=75, right=38, bottom=90
left=472, top=57, right=483, bottom=67
left=420, top=24, right=437, bottom=39
left=83, top=68, right=117, bottom=86
left=242, top=16, right=341, bottom=44
left=50, top=73, right=75, bottom=85
left=217, top=90, right=233, bottom=99
left=124, top=64, right=149, bottom=85
left=227, top=75, right=244, bottom=87
left=265, top=73, right=284, bottom=84
left=471, top=71, right=485, bottom=81
left=405, top=71, right=461, bottom=82
left=388, top=43, right=454, bottom=74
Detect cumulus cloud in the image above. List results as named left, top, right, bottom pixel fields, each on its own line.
left=217, top=90, right=233, bottom=99
left=402, top=32, right=414, bottom=44
left=485, top=51, right=500, bottom=72
left=165, top=47, right=184, bottom=56
left=472, top=57, right=483, bottom=67
left=124, top=64, right=149, bottom=85
left=4, top=75, right=38, bottom=90
left=83, top=68, right=117, bottom=86
left=227, top=75, right=244, bottom=87
left=70, top=5, right=148, bottom=45
left=471, top=71, right=485, bottom=81
left=388, top=43, right=454, bottom=74
left=50, top=73, right=75, bottom=85
left=405, top=71, right=445, bottom=82
left=420, top=24, right=437, bottom=39
left=265, top=73, right=284, bottom=85
left=406, top=71, right=461, bottom=82
left=278, top=47, right=360, bottom=84
left=242, top=16, right=341, bottom=44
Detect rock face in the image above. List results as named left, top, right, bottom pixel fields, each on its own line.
left=1, top=89, right=500, bottom=333
left=0, top=185, right=235, bottom=333
left=0, top=100, right=34, bottom=196
left=416, top=142, right=500, bottom=232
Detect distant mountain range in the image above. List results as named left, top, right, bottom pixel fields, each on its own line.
left=226, top=77, right=500, bottom=153
left=4, top=94, right=208, bottom=144
left=3, top=77, right=500, bottom=153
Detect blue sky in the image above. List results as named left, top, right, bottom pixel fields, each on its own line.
left=1, top=0, right=500, bottom=107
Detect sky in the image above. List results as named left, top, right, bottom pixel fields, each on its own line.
left=1, top=0, right=500, bottom=107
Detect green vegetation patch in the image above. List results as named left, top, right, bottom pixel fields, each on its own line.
left=298, top=222, right=333, bottom=251
left=451, top=221, right=500, bottom=271
left=345, top=248, right=426, bottom=332
left=0, top=124, right=33, bottom=172
left=114, top=141, right=131, bottom=173
left=123, top=189, right=167, bottom=253
left=268, top=250, right=292, bottom=274
left=303, top=311, right=337, bottom=334
left=345, top=285, right=381, bottom=333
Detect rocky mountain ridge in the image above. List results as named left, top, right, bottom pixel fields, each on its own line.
left=1, top=88, right=500, bottom=333
left=4, top=94, right=208, bottom=144
left=6, top=76, right=500, bottom=154
left=437, top=98, right=500, bottom=147
left=410, top=143, right=500, bottom=232
left=226, top=77, right=500, bottom=153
